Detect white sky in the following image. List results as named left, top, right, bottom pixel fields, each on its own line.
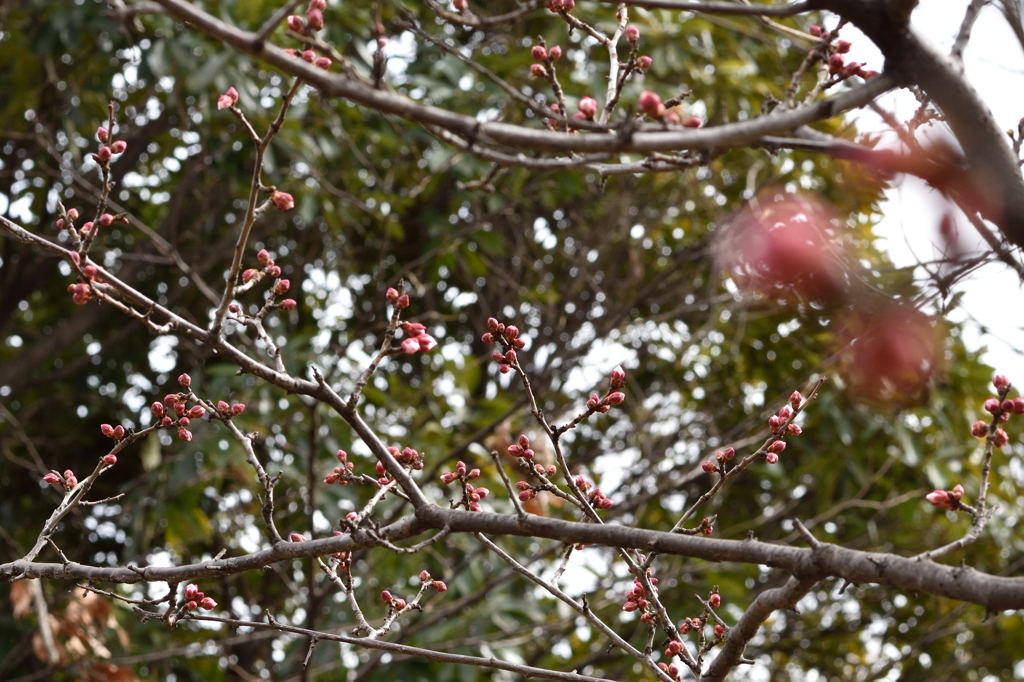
left=845, top=2, right=1024, bottom=381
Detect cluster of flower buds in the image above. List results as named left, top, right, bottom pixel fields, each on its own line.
left=391, top=445, right=425, bottom=470
left=623, top=25, right=653, bottom=70
left=657, top=661, right=681, bottom=680
left=100, top=422, right=127, bottom=441
left=677, top=616, right=703, bottom=634
left=545, top=0, right=575, bottom=13
left=808, top=25, right=876, bottom=79
left=41, top=469, right=78, bottom=490
left=506, top=434, right=535, bottom=460
left=92, top=124, right=128, bottom=165
left=575, top=476, right=614, bottom=509
left=439, top=461, right=488, bottom=510
left=385, top=286, right=410, bottom=310
left=926, top=483, right=965, bottom=511
left=281, top=1, right=332, bottom=69
left=482, top=317, right=528, bottom=373
left=238, top=249, right=298, bottom=309
left=419, top=569, right=448, bottom=592
left=183, top=583, right=217, bottom=611
left=621, top=573, right=656, bottom=613
left=323, top=449, right=356, bottom=485
left=585, top=390, right=625, bottom=413
left=701, top=446, right=736, bottom=474
left=380, top=589, right=408, bottom=611
left=54, top=207, right=80, bottom=232
left=67, top=281, right=94, bottom=306
left=972, top=374, right=1021, bottom=448
left=761, top=391, right=805, bottom=464
left=698, top=516, right=714, bottom=536
left=151, top=373, right=219, bottom=442
left=215, top=400, right=247, bottom=417
left=399, top=321, right=438, bottom=355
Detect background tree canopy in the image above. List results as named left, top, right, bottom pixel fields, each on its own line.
left=1, top=0, right=1023, bottom=680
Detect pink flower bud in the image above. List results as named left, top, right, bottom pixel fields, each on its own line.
left=625, top=24, right=639, bottom=42
left=199, top=597, right=217, bottom=610
left=315, top=57, right=332, bottom=70
left=386, top=287, right=400, bottom=302
left=768, top=440, right=786, bottom=453
left=531, top=45, right=547, bottom=61
left=111, top=140, right=127, bottom=154
left=622, top=600, right=638, bottom=612
left=709, top=592, right=721, bottom=608
left=778, top=405, right=793, bottom=420
left=577, top=96, right=598, bottom=119
left=787, top=423, right=803, bottom=436
left=231, top=403, right=246, bottom=416
left=380, top=590, right=393, bottom=603
left=273, top=279, right=290, bottom=296
left=548, top=45, right=562, bottom=60
left=397, top=294, right=410, bottom=309
left=309, top=0, right=326, bottom=10
left=42, top=472, right=61, bottom=485
left=97, top=126, right=109, bottom=142
left=401, top=337, right=420, bottom=354
left=993, top=428, right=1009, bottom=448
left=217, top=86, right=239, bottom=110
left=271, top=191, right=295, bottom=211
left=530, top=63, right=547, bottom=78
left=468, top=468, right=481, bottom=479
left=682, top=116, right=703, bottom=128
left=97, top=146, right=112, bottom=161
left=665, top=640, right=683, bottom=656
left=177, top=373, right=191, bottom=388
left=701, top=460, right=716, bottom=473
left=950, top=483, right=965, bottom=501
left=768, top=415, right=781, bottom=432
left=67, top=208, right=79, bottom=221
left=605, top=391, right=625, bottom=406
left=287, top=14, right=304, bottom=31
left=765, top=452, right=779, bottom=464
left=279, top=298, right=297, bottom=311
left=994, top=374, right=1011, bottom=391
left=99, top=213, right=114, bottom=226
left=636, top=55, right=653, bottom=70
left=63, top=469, right=78, bottom=487
left=431, top=580, right=447, bottom=592
left=809, top=24, right=824, bottom=37
left=1014, top=398, right=1024, bottom=415
left=113, top=425, right=125, bottom=439
left=101, top=423, right=116, bottom=438
left=926, top=490, right=954, bottom=510
left=392, top=598, right=407, bottom=610
left=188, top=405, right=206, bottom=419
left=178, top=428, right=192, bottom=442
left=638, top=90, right=664, bottom=118
left=714, top=623, right=725, bottom=636
left=719, top=447, right=736, bottom=461
left=306, top=8, right=324, bottom=30
left=984, top=397, right=1001, bottom=414
left=971, top=420, right=988, bottom=437
left=102, top=453, right=117, bottom=465
left=610, top=365, right=626, bottom=389
left=835, top=39, right=852, bottom=53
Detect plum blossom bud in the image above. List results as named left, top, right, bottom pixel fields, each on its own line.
left=42, top=472, right=61, bottom=485
left=392, top=598, right=407, bottom=610
left=625, top=24, right=640, bottom=42
left=574, top=97, right=598, bottom=122
left=790, top=391, right=803, bottom=408
left=993, top=428, right=1009, bottom=448
left=971, top=420, right=989, bottom=437
left=610, top=365, right=626, bottom=389
left=765, top=452, right=779, bottom=464
left=605, top=391, right=625, bottom=406
left=701, top=460, right=716, bottom=473
left=397, top=294, right=410, bottom=309
left=101, top=423, right=116, bottom=438
left=708, top=592, right=721, bottom=608
left=97, top=126, right=109, bottom=142
left=273, top=279, right=290, bottom=295
left=453, top=0, right=468, bottom=10
left=257, top=249, right=272, bottom=266
left=530, top=63, right=547, bottom=78
left=835, top=39, right=852, bottom=53
left=217, top=86, right=239, bottom=110
left=419, top=570, right=432, bottom=582
left=950, top=483, right=965, bottom=501
left=290, top=532, right=305, bottom=542
left=778, top=405, right=793, bottom=420
left=386, top=287, right=400, bottom=302
left=431, top=580, right=448, bottom=592
left=682, top=116, right=703, bottom=128
left=787, top=423, right=803, bottom=435
left=63, top=469, right=78, bottom=487
left=714, top=624, right=725, bottom=637
left=102, top=453, right=117, bottom=465
left=271, top=191, right=295, bottom=211
left=67, top=208, right=79, bottom=221
left=984, top=397, right=1001, bottom=414
left=306, top=8, right=324, bottom=30
left=1013, top=398, right=1024, bottom=415
left=188, top=405, right=206, bottom=419
left=401, top=337, right=420, bottom=354
left=280, top=298, right=297, bottom=311
left=177, top=373, right=191, bottom=387
left=287, top=15, right=304, bottom=31
left=809, top=24, right=824, bottom=37
left=636, top=55, right=653, bottom=70
left=768, top=415, right=781, bottom=432
left=926, top=489, right=956, bottom=510
left=531, top=45, right=547, bottom=61
left=111, top=140, right=127, bottom=154
left=638, top=90, right=664, bottom=118
left=97, top=145, right=112, bottom=161
left=993, top=374, right=1010, bottom=391
left=718, top=447, right=735, bottom=461
left=548, top=45, right=562, bottom=60
left=231, top=403, right=246, bottom=415
left=199, top=597, right=217, bottom=610
left=768, top=440, right=786, bottom=453
left=309, top=0, right=326, bottom=9
left=113, top=425, right=125, bottom=439
left=99, top=213, right=114, bottom=226
left=178, top=428, right=192, bottom=442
